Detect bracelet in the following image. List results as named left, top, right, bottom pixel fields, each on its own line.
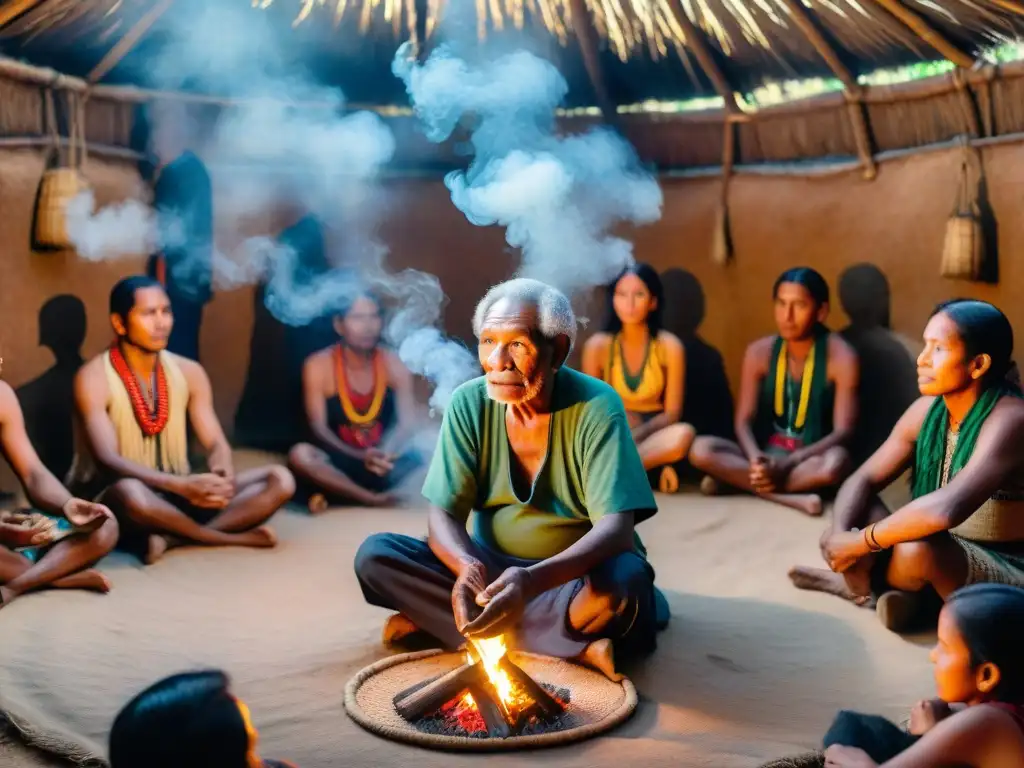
left=864, top=523, right=884, bottom=552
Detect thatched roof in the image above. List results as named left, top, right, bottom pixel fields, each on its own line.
left=1, top=0, right=1023, bottom=108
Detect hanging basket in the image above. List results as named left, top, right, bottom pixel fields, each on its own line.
left=32, top=89, right=91, bottom=252
left=939, top=143, right=985, bottom=281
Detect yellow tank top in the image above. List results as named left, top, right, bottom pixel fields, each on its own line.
left=604, top=334, right=666, bottom=414
left=68, top=350, right=191, bottom=488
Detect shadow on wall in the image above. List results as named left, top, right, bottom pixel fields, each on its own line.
left=15, top=295, right=87, bottom=482
left=659, top=268, right=735, bottom=442
left=234, top=215, right=338, bottom=453
left=837, top=263, right=919, bottom=466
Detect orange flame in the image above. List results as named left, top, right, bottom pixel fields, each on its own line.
left=466, top=635, right=519, bottom=713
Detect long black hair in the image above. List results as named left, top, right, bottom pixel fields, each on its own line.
left=931, top=299, right=1016, bottom=388
left=772, top=267, right=830, bottom=307
left=602, top=263, right=664, bottom=335
left=945, top=583, right=1024, bottom=702
left=109, top=670, right=251, bottom=768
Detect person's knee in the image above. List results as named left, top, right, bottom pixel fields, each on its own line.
left=823, top=448, right=853, bottom=484
left=597, top=552, right=652, bottom=601
left=266, top=465, right=296, bottom=501
left=891, top=539, right=940, bottom=583
left=288, top=443, right=318, bottom=470
left=354, top=533, right=401, bottom=585
left=108, top=478, right=151, bottom=517
left=93, top=516, right=120, bottom=554
left=688, top=436, right=715, bottom=470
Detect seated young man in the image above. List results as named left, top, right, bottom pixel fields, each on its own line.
left=288, top=292, right=421, bottom=510
left=354, top=278, right=669, bottom=681
left=1, top=380, right=119, bottom=608
left=689, top=267, right=859, bottom=516
left=69, top=276, right=295, bottom=565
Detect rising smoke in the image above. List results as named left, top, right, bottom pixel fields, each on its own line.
left=392, top=42, right=663, bottom=297
left=64, top=3, right=477, bottom=410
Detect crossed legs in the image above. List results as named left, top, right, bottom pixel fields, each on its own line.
left=101, top=466, right=294, bottom=564
left=636, top=423, right=696, bottom=493
left=689, top=435, right=850, bottom=516
left=0, top=516, right=119, bottom=608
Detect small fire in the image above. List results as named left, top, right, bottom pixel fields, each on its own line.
left=467, top=635, right=518, bottom=712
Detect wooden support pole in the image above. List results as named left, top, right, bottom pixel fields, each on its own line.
left=87, top=0, right=175, bottom=84
left=990, top=0, right=1024, bottom=15
left=952, top=69, right=982, bottom=138
left=567, top=0, right=617, bottom=124
left=844, top=90, right=878, bottom=179
left=866, top=0, right=975, bottom=68
left=663, top=0, right=743, bottom=114
left=392, top=662, right=482, bottom=721
left=0, top=0, right=44, bottom=29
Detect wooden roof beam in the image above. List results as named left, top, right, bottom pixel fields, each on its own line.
left=776, top=0, right=876, bottom=178
left=0, top=0, right=46, bottom=30
left=87, top=0, right=174, bottom=83
left=866, top=0, right=975, bottom=68
left=663, top=0, right=744, bottom=115
left=568, top=0, right=617, bottom=123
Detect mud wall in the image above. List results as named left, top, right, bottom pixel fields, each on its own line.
left=2, top=141, right=1022, bottom=489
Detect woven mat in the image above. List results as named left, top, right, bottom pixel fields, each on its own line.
left=345, top=649, right=637, bottom=750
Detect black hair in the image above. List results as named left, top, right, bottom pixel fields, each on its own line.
left=945, top=583, right=1024, bottom=702
left=773, top=267, right=830, bottom=307
left=335, top=290, right=382, bottom=321
left=931, top=299, right=1015, bottom=386
left=109, top=275, right=165, bottom=321
left=109, top=670, right=251, bottom=768
left=602, top=263, right=664, bottom=335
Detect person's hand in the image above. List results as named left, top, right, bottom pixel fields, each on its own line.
left=61, top=498, right=113, bottom=530
left=749, top=455, right=783, bottom=494
left=909, top=698, right=952, bottom=735
left=461, top=567, right=532, bottom=639
left=209, top=463, right=235, bottom=486
left=822, top=529, right=871, bottom=573
left=364, top=448, right=395, bottom=478
left=177, top=473, right=235, bottom=509
left=451, top=559, right=489, bottom=635
left=0, top=511, right=55, bottom=549
left=824, top=745, right=877, bottom=767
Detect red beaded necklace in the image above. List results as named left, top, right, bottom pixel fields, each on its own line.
left=108, top=343, right=170, bottom=436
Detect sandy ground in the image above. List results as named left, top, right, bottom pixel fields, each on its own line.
left=0, top=473, right=934, bottom=768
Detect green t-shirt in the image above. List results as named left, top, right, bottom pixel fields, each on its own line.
left=421, top=367, right=658, bottom=561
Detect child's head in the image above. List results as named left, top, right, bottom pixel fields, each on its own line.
left=931, top=584, right=1024, bottom=704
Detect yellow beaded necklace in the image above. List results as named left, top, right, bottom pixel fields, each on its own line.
left=773, top=341, right=815, bottom=430
left=335, top=344, right=387, bottom=426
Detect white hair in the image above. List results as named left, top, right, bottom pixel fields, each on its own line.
left=472, top=278, right=577, bottom=350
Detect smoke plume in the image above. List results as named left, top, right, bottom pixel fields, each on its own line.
left=64, top=3, right=477, bottom=410
left=392, top=43, right=663, bottom=297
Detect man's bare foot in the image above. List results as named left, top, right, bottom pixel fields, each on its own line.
left=576, top=638, right=623, bottom=682
left=788, top=566, right=873, bottom=606
left=146, top=534, right=170, bottom=565
left=233, top=526, right=277, bottom=548
left=53, top=569, right=113, bottom=594
left=764, top=493, right=823, bottom=516
left=0, top=585, right=13, bottom=609
left=658, top=466, right=680, bottom=494
left=308, top=493, right=330, bottom=515
left=370, top=491, right=400, bottom=508
left=699, top=476, right=720, bottom=496
left=382, top=613, right=420, bottom=646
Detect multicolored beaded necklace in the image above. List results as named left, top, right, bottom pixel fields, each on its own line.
left=109, top=343, right=170, bottom=436
left=334, top=344, right=387, bottom=427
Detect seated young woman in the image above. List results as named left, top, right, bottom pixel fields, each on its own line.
left=792, top=300, right=1024, bottom=632
left=581, top=263, right=695, bottom=493
left=109, top=669, right=297, bottom=768
left=820, top=583, right=1024, bottom=768
left=288, top=292, right=422, bottom=510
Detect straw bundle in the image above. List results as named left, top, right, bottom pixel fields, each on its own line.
left=939, top=142, right=984, bottom=281
left=31, top=88, right=90, bottom=251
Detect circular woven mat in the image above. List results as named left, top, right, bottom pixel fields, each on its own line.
left=344, top=649, right=638, bottom=751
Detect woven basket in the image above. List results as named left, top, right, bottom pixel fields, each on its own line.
left=939, top=144, right=984, bottom=281
left=32, top=89, right=90, bottom=251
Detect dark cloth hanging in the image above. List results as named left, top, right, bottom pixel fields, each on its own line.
left=233, top=215, right=339, bottom=452
left=146, top=150, right=214, bottom=362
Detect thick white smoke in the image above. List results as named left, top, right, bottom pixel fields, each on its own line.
left=64, top=4, right=477, bottom=410
left=392, top=43, right=663, bottom=296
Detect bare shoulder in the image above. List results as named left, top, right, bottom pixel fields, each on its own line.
left=0, top=380, right=16, bottom=416
left=743, top=336, right=775, bottom=369
left=169, top=354, right=210, bottom=388
left=382, top=349, right=412, bottom=380
left=827, top=332, right=857, bottom=363
left=75, top=354, right=110, bottom=389
left=656, top=330, right=684, bottom=353
left=986, top=394, right=1024, bottom=434
left=584, top=332, right=613, bottom=352
left=894, top=396, right=936, bottom=441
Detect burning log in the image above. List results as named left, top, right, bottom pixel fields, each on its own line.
left=465, top=681, right=512, bottom=738
left=393, top=662, right=483, bottom=721
left=497, top=654, right=562, bottom=718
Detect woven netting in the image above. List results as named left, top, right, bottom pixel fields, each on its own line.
left=0, top=79, right=44, bottom=136
left=759, top=753, right=824, bottom=768
left=344, top=649, right=638, bottom=751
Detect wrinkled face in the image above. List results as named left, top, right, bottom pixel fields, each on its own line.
left=773, top=281, right=825, bottom=341
left=336, top=296, right=383, bottom=353
left=930, top=606, right=994, bottom=704
left=917, top=312, right=986, bottom=397
left=112, top=287, right=173, bottom=353
left=613, top=272, right=656, bottom=327
left=478, top=297, right=555, bottom=406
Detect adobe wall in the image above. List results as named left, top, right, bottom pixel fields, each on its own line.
left=1, top=140, right=1021, bottom=489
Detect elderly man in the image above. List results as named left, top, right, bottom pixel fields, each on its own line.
left=355, top=278, right=667, bottom=678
